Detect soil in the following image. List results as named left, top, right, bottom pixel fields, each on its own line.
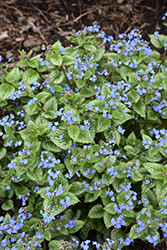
left=1, top=0, right=167, bottom=249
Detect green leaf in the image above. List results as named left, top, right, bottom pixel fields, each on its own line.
left=6, top=67, right=20, bottom=83
left=3, top=213, right=11, bottom=223
left=145, top=95, right=152, bottom=105
left=42, top=141, right=61, bottom=152
left=69, top=182, right=85, bottom=196
left=52, top=85, right=63, bottom=92
left=49, top=240, right=63, bottom=250
left=131, top=170, right=143, bottom=182
left=130, top=89, right=140, bottom=103
left=104, top=130, right=121, bottom=146
left=76, top=129, right=95, bottom=144
left=104, top=203, right=117, bottom=215
left=36, top=187, right=50, bottom=199
left=132, top=100, right=146, bottom=118
left=156, top=180, right=167, bottom=205
left=112, top=110, right=132, bottom=124
left=87, top=99, right=105, bottom=112
left=64, top=157, right=79, bottom=174
left=149, top=34, right=162, bottom=48
left=162, top=78, right=167, bottom=91
left=126, top=131, right=136, bottom=145
left=93, top=162, right=106, bottom=174
left=51, top=40, right=62, bottom=52
left=22, top=68, right=39, bottom=85
left=93, top=48, right=105, bottom=62
left=54, top=172, right=68, bottom=186
left=103, top=211, right=113, bottom=228
left=68, top=220, right=84, bottom=234
left=75, top=79, right=86, bottom=88
left=145, top=153, right=162, bottom=162
left=36, top=92, right=51, bottom=102
left=15, top=186, right=29, bottom=197
left=68, top=125, right=80, bottom=142
left=111, top=228, right=125, bottom=250
left=141, top=188, right=157, bottom=205
left=50, top=69, right=64, bottom=84
left=117, top=65, right=131, bottom=81
left=42, top=96, right=57, bottom=119
left=48, top=128, right=72, bottom=150
left=63, top=55, right=76, bottom=65
left=0, top=83, right=15, bottom=102
left=0, top=148, right=6, bottom=160
left=26, top=168, right=43, bottom=182
left=129, top=224, right=145, bottom=239
left=42, top=231, right=52, bottom=241
left=102, top=173, right=114, bottom=185
left=1, top=199, right=14, bottom=211
left=101, top=85, right=111, bottom=96
left=50, top=54, right=62, bottom=66
left=88, top=204, right=104, bottom=218
left=84, top=44, right=97, bottom=52
left=44, top=199, right=64, bottom=216
left=24, top=102, right=41, bottom=117
left=85, top=190, right=101, bottom=203
left=147, top=109, right=157, bottom=121
left=96, top=115, right=111, bottom=133
left=66, top=192, right=80, bottom=205
left=42, top=110, right=57, bottom=119
left=143, top=162, right=162, bottom=174
left=44, top=96, right=57, bottom=112
left=81, top=87, right=96, bottom=97
left=124, top=145, right=137, bottom=155
left=147, top=146, right=159, bottom=158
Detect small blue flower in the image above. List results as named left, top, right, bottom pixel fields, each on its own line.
left=59, top=135, right=63, bottom=139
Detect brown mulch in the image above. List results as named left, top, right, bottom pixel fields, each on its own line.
left=1, top=0, right=167, bottom=62
left=1, top=0, right=167, bottom=249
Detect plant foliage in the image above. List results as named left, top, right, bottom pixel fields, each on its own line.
left=1, top=14, right=167, bottom=249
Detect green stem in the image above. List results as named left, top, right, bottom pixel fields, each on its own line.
left=107, top=67, right=114, bottom=77
left=36, top=102, right=45, bottom=112
left=61, top=64, right=73, bottom=90
left=155, top=49, right=167, bottom=74
left=0, top=76, right=16, bottom=88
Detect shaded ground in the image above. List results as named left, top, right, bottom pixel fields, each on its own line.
left=1, top=0, right=167, bottom=249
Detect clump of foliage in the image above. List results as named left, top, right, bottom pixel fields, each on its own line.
left=1, top=13, right=167, bottom=250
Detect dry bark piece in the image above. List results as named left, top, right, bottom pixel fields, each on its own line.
left=0, top=31, right=8, bottom=41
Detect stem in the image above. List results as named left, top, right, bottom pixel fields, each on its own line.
left=0, top=76, right=16, bottom=88
left=43, top=239, right=46, bottom=250
left=161, top=49, right=167, bottom=64
left=36, top=102, right=45, bottom=112
left=4, top=106, right=17, bottom=116
left=107, top=67, right=114, bottom=77
left=61, top=64, right=73, bottom=90
left=155, top=49, right=167, bottom=74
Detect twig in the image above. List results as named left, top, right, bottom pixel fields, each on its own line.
left=2, top=4, right=23, bottom=17
left=30, top=3, right=51, bottom=24
left=26, top=18, right=48, bottom=45
left=56, top=8, right=98, bottom=27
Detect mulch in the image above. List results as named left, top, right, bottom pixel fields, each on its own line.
left=1, top=0, right=167, bottom=249
left=1, top=0, right=167, bottom=62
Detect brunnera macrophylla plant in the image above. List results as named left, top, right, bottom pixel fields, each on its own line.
left=1, top=14, right=167, bottom=250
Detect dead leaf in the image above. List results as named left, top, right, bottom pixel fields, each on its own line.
left=23, top=35, right=42, bottom=47
left=117, top=0, right=125, bottom=4
left=0, top=31, right=8, bottom=41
